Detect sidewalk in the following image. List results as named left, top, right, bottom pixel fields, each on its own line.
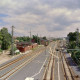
left=65, top=52, right=80, bottom=78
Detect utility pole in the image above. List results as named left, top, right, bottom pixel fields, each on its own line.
left=28, top=29, right=36, bottom=44
left=76, top=28, right=79, bottom=47
left=29, top=29, right=32, bottom=45
left=37, top=33, right=38, bottom=44
left=40, top=34, right=41, bottom=45
left=11, top=26, right=14, bottom=55
left=49, top=35, right=50, bottom=44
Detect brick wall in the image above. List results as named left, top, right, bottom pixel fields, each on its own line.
left=17, top=43, right=38, bottom=53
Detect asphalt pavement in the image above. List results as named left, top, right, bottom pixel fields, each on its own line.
left=6, top=47, right=50, bottom=80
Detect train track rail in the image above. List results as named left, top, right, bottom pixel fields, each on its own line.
left=0, top=52, right=33, bottom=70
left=60, top=51, right=78, bottom=80
left=42, top=45, right=77, bottom=80
left=0, top=47, right=44, bottom=70
left=0, top=48, right=45, bottom=80
left=42, top=53, right=54, bottom=80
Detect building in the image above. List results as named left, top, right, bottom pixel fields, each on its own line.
left=40, top=39, right=49, bottom=46
left=16, top=42, right=38, bottom=52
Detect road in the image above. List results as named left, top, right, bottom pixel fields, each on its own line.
left=0, top=41, right=79, bottom=80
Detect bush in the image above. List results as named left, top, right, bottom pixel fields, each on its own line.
left=16, top=52, right=20, bottom=55
left=0, top=48, right=2, bottom=52
left=71, top=50, right=80, bottom=65
left=10, top=47, right=18, bottom=55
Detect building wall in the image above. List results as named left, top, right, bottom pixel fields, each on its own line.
left=17, top=43, right=38, bottom=53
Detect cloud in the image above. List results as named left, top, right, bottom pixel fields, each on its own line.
left=46, top=8, right=80, bottom=32
left=0, top=0, right=80, bottom=37
left=41, top=0, right=80, bottom=9
left=3, top=13, right=41, bottom=24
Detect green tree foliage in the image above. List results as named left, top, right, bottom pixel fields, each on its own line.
left=0, top=27, right=11, bottom=50
left=17, top=35, right=41, bottom=44
left=0, top=31, right=2, bottom=45
left=67, top=41, right=76, bottom=49
left=16, top=36, right=30, bottom=42
left=67, top=31, right=80, bottom=49
left=71, top=50, right=80, bottom=64
left=32, top=35, right=40, bottom=44
left=42, top=36, right=47, bottom=40
left=67, top=32, right=77, bottom=42
left=67, top=30, right=80, bottom=65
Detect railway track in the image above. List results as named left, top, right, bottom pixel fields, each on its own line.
left=42, top=43, right=76, bottom=80
left=42, top=41, right=79, bottom=80
left=42, top=44, right=57, bottom=80
left=60, top=51, right=78, bottom=80
left=42, top=53, right=54, bottom=80
left=0, top=52, right=34, bottom=70
left=0, top=47, right=45, bottom=70
left=0, top=47, right=45, bottom=80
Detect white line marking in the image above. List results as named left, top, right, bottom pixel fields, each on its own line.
left=25, top=77, right=34, bottom=80
left=31, top=57, right=47, bottom=78
left=58, top=54, right=60, bottom=80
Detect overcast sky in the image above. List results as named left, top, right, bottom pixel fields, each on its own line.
left=0, top=0, right=80, bottom=37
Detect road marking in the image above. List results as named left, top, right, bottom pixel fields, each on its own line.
left=31, top=57, right=47, bottom=78
left=25, top=77, right=34, bottom=80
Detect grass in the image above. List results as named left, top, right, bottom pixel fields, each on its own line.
left=15, top=52, right=20, bottom=55
left=0, top=48, right=2, bottom=55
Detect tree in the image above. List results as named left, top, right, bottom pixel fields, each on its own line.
left=42, top=36, right=47, bottom=40
left=0, top=31, right=2, bottom=45
left=16, top=36, right=30, bottom=42
left=67, top=32, right=77, bottom=42
left=67, top=29, right=80, bottom=65
left=32, top=35, right=40, bottom=44
left=67, top=41, right=76, bottom=49
left=67, top=31, right=80, bottom=48
left=0, top=27, right=11, bottom=50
